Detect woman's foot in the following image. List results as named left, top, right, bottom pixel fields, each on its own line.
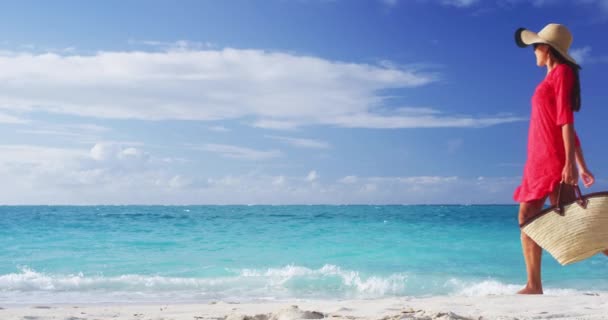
left=517, top=285, right=543, bottom=295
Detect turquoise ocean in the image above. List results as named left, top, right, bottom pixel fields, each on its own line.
left=1, top=205, right=607, bottom=304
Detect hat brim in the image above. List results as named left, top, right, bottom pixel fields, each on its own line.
left=514, top=27, right=578, bottom=65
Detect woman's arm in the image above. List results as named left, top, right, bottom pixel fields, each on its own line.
left=554, top=65, right=593, bottom=186
left=574, top=136, right=595, bottom=187
left=561, top=124, right=578, bottom=185
left=575, top=144, right=586, bottom=170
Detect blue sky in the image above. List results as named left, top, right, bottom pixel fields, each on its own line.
left=0, top=0, right=606, bottom=204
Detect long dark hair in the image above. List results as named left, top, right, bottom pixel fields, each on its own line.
left=549, top=47, right=582, bottom=112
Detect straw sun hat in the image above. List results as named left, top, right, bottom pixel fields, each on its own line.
left=515, top=23, right=578, bottom=65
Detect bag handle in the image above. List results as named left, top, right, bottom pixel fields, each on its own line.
left=554, top=183, right=587, bottom=216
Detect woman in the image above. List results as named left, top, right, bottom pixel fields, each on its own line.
left=513, top=23, right=599, bottom=295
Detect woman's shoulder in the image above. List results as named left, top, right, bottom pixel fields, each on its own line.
left=549, top=63, right=573, bottom=82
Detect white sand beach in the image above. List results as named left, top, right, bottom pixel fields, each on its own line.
left=2, top=294, right=607, bottom=320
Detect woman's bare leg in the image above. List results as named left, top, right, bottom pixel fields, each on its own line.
left=517, top=185, right=577, bottom=294
left=517, top=197, right=547, bottom=294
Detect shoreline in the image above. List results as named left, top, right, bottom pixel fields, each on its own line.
left=1, top=294, right=607, bottom=320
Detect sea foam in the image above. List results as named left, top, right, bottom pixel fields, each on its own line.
left=0, top=265, right=598, bottom=304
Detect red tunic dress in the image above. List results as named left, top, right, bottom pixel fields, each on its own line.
left=513, top=63, right=580, bottom=203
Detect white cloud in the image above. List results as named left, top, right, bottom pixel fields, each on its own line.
left=368, top=175, right=459, bottom=185
left=72, top=124, right=109, bottom=132
left=571, top=46, right=592, bottom=64
left=168, top=175, right=192, bottom=189
left=129, top=40, right=216, bottom=51
left=411, top=0, right=608, bottom=15
left=0, top=147, right=589, bottom=204
left=306, top=170, right=319, bottom=182
left=0, top=144, right=87, bottom=166
left=90, top=143, right=111, bottom=161
left=90, top=143, right=147, bottom=163
left=252, top=119, right=300, bottom=130
left=207, top=125, right=230, bottom=132
left=339, top=175, right=359, bottom=184
left=0, top=145, right=104, bottom=201
left=185, top=174, right=523, bottom=204
left=18, top=123, right=109, bottom=139
left=207, top=175, right=241, bottom=187
left=199, top=143, right=283, bottom=160
left=0, top=111, right=27, bottom=124
left=577, top=0, right=608, bottom=13
left=0, top=48, right=522, bottom=129
left=0, top=48, right=431, bottom=120
left=519, top=0, right=608, bottom=16
left=265, top=135, right=330, bottom=149
left=441, top=0, right=479, bottom=7
left=521, top=0, right=608, bottom=13
left=382, top=0, right=400, bottom=6
left=382, top=0, right=479, bottom=8
left=327, top=112, right=524, bottom=128
left=273, top=175, right=286, bottom=186
left=0, top=143, right=198, bottom=204
left=118, top=147, right=146, bottom=161
left=530, top=0, right=560, bottom=6
left=569, top=46, right=608, bottom=65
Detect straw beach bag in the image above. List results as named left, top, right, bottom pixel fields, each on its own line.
left=520, top=184, right=608, bottom=265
